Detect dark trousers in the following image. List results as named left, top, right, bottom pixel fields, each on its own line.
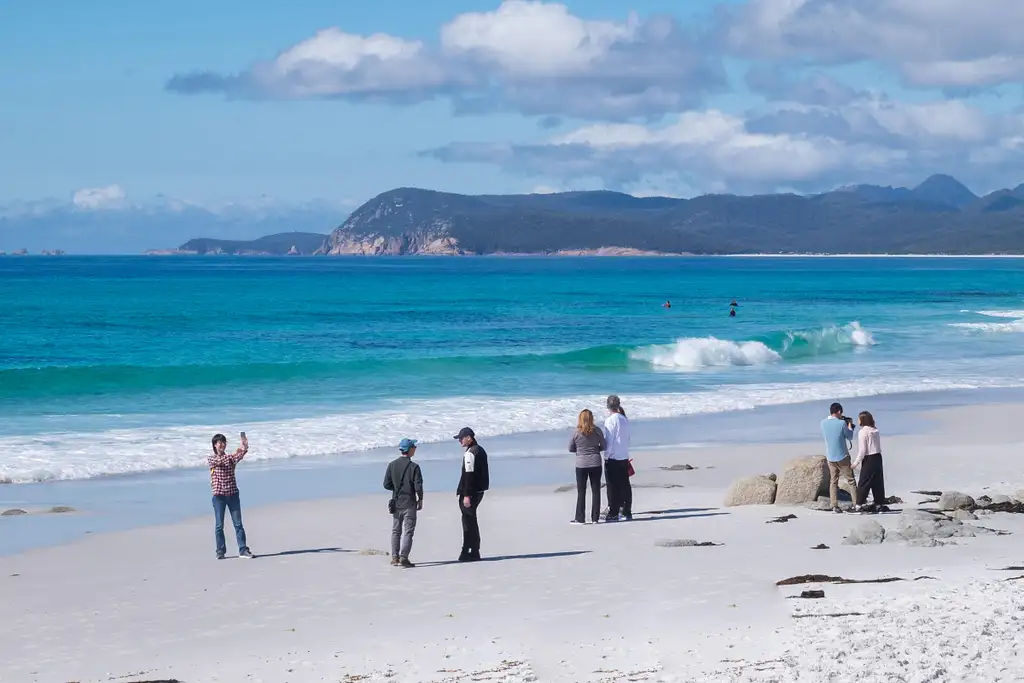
left=212, top=493, right=248, bottom=556
left=605, top=459, right=632, bottom=519
left=856, top=453, right=886, bottom=506
left=575, top=466, right=602, bottom=523
left=459, top=492, right=484, bottom=553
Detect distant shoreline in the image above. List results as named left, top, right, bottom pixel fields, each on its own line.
left=10, top=251, right=1024, bottom=258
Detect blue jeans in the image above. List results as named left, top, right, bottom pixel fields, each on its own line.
left=212, top=493, right=248, bottom=556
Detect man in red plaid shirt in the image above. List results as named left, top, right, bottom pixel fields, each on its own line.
left=209, top=432, right=253, bottom=559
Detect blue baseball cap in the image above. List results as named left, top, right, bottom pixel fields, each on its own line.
left=398, top=438, right=418, bottom=452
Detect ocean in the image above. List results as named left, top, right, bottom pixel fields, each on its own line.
left=2, top=255, right=1024, bottom=486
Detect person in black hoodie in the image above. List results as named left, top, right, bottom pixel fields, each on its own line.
left=454, top=427, right=489, bottom=562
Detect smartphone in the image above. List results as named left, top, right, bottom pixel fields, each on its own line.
left=240, top=431, right=247, bottom=439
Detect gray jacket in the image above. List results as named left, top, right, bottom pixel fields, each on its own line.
left=384, top=457, right=423, bottom=508
left=569, top=429, right=606, bottom=469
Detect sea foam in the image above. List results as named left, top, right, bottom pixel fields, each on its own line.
left=0, top=373, right=1014, bottom=484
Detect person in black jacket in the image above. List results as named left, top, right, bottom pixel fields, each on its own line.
left=454, top=427, right=489, bottom=562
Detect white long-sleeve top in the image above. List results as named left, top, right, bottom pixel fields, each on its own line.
left=603, top=412, right=631, bottom=461
left=854, top=426, right=881, bottom=468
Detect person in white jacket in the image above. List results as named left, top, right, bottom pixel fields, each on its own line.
left=602, top=395, right=632, bottom=521
left=853, top=411, right=888, bottom=512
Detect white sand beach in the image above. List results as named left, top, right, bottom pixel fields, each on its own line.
left=3, top=403, right=1024, bottom=682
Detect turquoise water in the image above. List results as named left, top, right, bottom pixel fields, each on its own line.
left=3, top=255, right=1024, bottom=483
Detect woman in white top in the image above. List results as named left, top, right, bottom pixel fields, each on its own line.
left=853, top=411, right=887, bottom=512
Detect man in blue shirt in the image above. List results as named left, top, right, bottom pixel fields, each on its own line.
left=821, top=402, right=859, bottom=513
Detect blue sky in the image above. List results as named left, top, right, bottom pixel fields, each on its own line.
left=3, top=0, right=1023, bottom=208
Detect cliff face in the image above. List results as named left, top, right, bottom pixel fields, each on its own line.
left=315, top=189, right=471, bottom=255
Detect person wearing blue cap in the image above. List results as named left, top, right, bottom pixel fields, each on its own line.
left=384, top=438, right=424, bottom=568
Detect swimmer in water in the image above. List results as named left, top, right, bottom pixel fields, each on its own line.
left=663, top=300, right=671, bottom=309
left=729, top=300, right=738, bottom=317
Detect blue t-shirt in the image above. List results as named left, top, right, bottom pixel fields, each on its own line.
left=821, top=416, right=853, bottom=462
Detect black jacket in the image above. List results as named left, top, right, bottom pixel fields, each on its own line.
left=384, top=457, right=423, bottom=508
left=457, top=443, right=489, bottom=496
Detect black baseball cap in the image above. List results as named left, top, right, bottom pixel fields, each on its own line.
left=453, top=427, right=475, bottom=440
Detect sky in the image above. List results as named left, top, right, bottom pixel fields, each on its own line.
left=3, top=0, right=1024, bottom=209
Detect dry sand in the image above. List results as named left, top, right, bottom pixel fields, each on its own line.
left=2, top=403, right=1024, bottom=682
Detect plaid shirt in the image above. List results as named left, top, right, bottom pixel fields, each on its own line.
left=208, top=447, right=247, bottom=496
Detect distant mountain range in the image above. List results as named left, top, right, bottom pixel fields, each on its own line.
left=9, top=174, right=1024, bottom=255
left=313, top=174, right=1024, bottom=255
left=0, top=195, right=347, bottom=255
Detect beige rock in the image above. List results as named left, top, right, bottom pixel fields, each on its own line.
left=774, top=455, right=830, bottom=505
left=724, top=475, right=778, bottom=507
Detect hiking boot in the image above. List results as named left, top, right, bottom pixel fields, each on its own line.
left=239, top=548, right=254, bottom=559
left=399, top=557, right=415, bottom=568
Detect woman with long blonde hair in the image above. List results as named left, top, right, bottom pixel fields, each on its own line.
left=569, top=408, right=606, bottom=524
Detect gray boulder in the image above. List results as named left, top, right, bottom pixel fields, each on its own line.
left=774, top=456, right=829, bottom=505
left=843, top=519, right=886, bottom=546
left=938, top=491, right=975, bottom=511
left=724, top=475, right=778, bottom=507
left=952, top=509, right=978, bottom=521
left=990, top=494, right=1014, bottom=505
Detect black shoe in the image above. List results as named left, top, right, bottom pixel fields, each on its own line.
left=458, top=550, right=471, bottom=562
left=216, top=552, right=226, bottom=560
left=832, top=506, right=844, bottom=514
left=399, top=557, right=416, bottom=568
left=878, top=505, right=891, bottom=513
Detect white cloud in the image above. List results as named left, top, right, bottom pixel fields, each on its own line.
left=166, top=1, right=723, bottom=119
left=424, top=95, right=1024, bottom=195
left=440, top=2, right=637, bottom=76
left=720, top=0, right=1024, bottom=89
left=72, top=185, right=127, bottom=210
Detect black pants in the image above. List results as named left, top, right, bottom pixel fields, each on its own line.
left=575, top=466, right=602, bottom=523
left=459, top=492, right=485, bottom=553
left=856, top=453, right=885, bottom=506
left=605, top=459, right=632, bottom=519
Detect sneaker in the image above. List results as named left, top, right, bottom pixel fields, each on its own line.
left=622, top=514, right=633, bottom=521
left=832, top=506, right=844, bottom=514
left=399, top=557, right=416, bottom=568
left=216, top=552, right=226, bottom=560
left=878, top=505, right=891, bottom=513
left=458, top=550, right=471, bottom=562
left=239, top=548, right=254, bottom=559
left=391, top=557, right=401, bottom=567
left=570, top=520, right=584, bottom=525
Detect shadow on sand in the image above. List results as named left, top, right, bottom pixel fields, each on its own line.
left=418, top=550, right=591, bottom=567
left=255, top=547, right=354, bottom=559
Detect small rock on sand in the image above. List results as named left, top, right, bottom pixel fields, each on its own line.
left=843, top=519, right=886, bottom=545
left=1, top=509, right=27, bottom=516
left=797, top=590, right=825, bottom=599
left=48, top=506, right=75, bottom=514
left=811, top=543, right=830, bottom=550
left=724, top=475, right=777, bottom=506
left=774, top=455, right=829, bottom=506
left=938, top=491, right=975, bottom=511
left=553, top=485, right=575, bottom=493
left=659, top=464, right=695, bottom=471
